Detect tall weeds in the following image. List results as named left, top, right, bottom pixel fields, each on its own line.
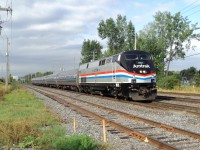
left=0, top=119, right=39, bottom=146
left=0, top=88, right=60, bottom=147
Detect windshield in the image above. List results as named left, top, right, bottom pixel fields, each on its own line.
left=125, top=54, right=151, bottom=60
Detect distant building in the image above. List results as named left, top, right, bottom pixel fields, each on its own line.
left=13, top=76, right=19, bottom=81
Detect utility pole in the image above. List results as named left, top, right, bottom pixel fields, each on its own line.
left=92, top=51, right=95, bottom=61
left=5, top=38, right=9, bottom=92
left=0, top=6, right=12, bottom=12
left=92, top=51, right=97, bottom=62
left=0, top=23, right=2, bottom=35
left=0, top=6, right=12, bottom=92
left=134, top=32, right=137, bottom=50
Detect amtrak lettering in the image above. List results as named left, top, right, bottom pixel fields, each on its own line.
left=133, top=64, right=150, bottom=68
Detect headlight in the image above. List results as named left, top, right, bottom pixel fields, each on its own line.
left=143, top=70, right=147, bottom=74
left=139, top=70, right=143, bottom=73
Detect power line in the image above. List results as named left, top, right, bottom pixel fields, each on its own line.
left=178, top=0, right=200, bottom=19
left=184, top=52, right=200, bottom=58
left=171, top=51, right=200, bottom=62
left=179, top=0, right=200, bottom=13
left=182, top=3, right=200, bottom=14
left=188, top=9, right=200, bottom=16
left=5, top=0, right=9, bottom=8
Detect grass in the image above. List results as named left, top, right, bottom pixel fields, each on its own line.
left=0, top=86, right=107, bottom=150
left=0, top=87, right=61, bottom=147
left=35, top=126, right=107, bottom=150
left=158, top=85, right=200, bottom=94
left=0, top=82, right=4, bottom=97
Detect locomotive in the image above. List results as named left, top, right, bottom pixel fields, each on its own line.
left=32, top=50, right=157, bottom=101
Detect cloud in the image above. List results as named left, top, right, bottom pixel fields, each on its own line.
left=0, top=0, right=199, bottom=76
left=0, top=0, right=119, bottom=76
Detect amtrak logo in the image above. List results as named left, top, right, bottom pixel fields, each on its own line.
left=133, top=64, right=150, bottom=68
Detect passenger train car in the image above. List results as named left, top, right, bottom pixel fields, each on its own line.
left=32, top=69, right=78, bottom=90
left=32, top=50, right=157, bottom=101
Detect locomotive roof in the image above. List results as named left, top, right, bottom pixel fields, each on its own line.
left=79, top=50, right=151, bottom=69
left=81, top=50, right=150, bottom=64
left=121, top=50, right=150, bottom=55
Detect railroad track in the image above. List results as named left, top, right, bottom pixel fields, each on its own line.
left=158, top=92, right=200, bottom=97
left=151, top=101, right=200, bottom=113
left=27, top=85, right=200, bottom=150
left=29, top=85, right=200, bottom=116
left=157, top=96, right=200, bottom=104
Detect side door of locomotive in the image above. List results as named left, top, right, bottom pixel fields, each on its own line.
left=112, top=56, right=117, bottom=83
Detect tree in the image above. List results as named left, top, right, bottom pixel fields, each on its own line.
left=126, top=21, right=135, bottom=50
left=98, top=14, right=135, bottom=56
left=180, top=67, right=199, bottom=85
left=180, top=67, right=197, bottom=76
left=153, top=11, right=200, bottom=76
left=137, top=23, right=166, bottom=76
left=9, top=74, right=13, bottom=83
left=191, top=74, right=200, bottom=87
left=80, top=39, right=102, bottom=64
left=98, top=17, right=118, bottom=54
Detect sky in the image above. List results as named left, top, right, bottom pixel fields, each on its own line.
left=0, top=0, right=200, bottom=77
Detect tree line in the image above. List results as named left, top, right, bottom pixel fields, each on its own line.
left=158, top=67, right=200, bottom=89
left=80, top=11, right=200, bottom=78
left=20, top=71, right=53, bottom=83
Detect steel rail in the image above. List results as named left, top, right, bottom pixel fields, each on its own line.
left=34, top=87, right=200, bottom=140
left=30, top=87, right=179, bottom=150
left=30, top=85, right=200, bottom=116
left=158, top=92, right=200, bottom=97
left=157, top=96, right=200, bottom=104
left=171, top=98, right=200, bottom=104
left=152, top=102, right=200, bottom=112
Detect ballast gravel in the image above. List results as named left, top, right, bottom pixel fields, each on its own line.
left=29, top=89, right=158, bottom=150
left=29, top=88, right=200, bottom=149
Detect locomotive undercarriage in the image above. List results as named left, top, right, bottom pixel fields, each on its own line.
left=79, top=83, right=157, bottom=101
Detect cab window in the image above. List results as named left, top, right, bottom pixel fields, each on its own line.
left=125, top=54, right=138, bottom=60
left=140, top=54, right=150, bottom=60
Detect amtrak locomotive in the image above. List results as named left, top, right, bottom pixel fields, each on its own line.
left=32, top=50, right=157, bottom=101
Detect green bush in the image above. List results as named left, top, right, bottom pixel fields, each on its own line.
left=158, top=75, right=179, bottom=90
left=10, top=81, right=20, bottom=91
left=54, top=134, right=99, bottom=150
left=191, top=74, right=200, bottom=87
left=36, top=126, right=106, bottom=150
left=36, top=125, right=66, bottom=150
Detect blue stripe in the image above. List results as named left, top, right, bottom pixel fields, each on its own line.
left=87, top=75, right=131, bottom=79
left=136, top=77, right=152, bottom=80
left=86, top=75, right=156, bottom=80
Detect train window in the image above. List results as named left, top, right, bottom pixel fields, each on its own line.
left=102, top=59, right=105, bottom=65
left=112, top=55, right=119, bottom=62
left=81, top=77, right=86, bottom=83
left=125, top=54, right=138, bottom=60
left=99, top=59, right=106, bottom=66
left=106, top=58, right=111, bottom=64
